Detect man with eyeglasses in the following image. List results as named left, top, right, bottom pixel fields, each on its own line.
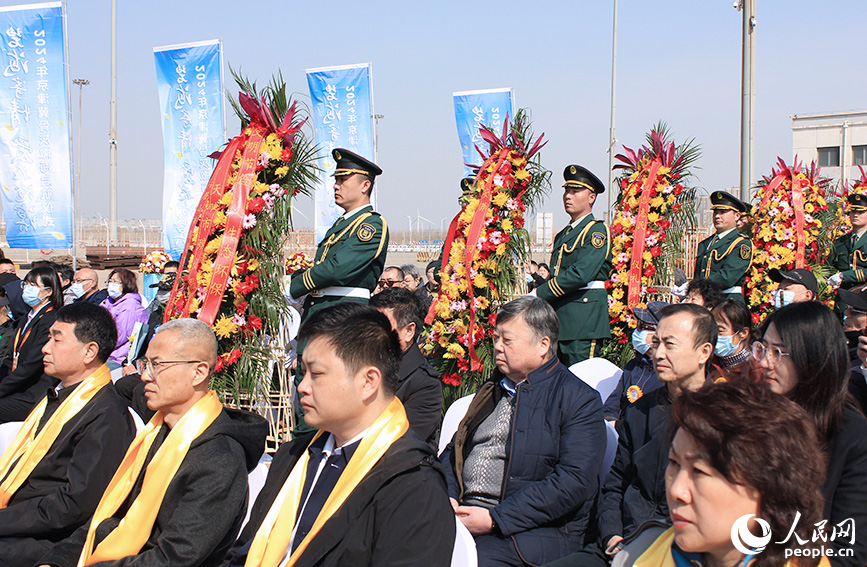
left=288, top=148, right=389, bottom=323
left=70, top=268, right=107, bottom=306
left=39, top=318, right=268, bottom=567
left=0, top=302, right=134, bottom=566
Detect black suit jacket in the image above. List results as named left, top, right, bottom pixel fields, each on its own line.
left=0, top=305, right=58, bottom=414
left=224, top=430, right=455, bottom=567
left=395, top=345, right=442, bottom=448
left=40, top=409, right=268, bottom=567
left=822, top=407, right=867, bottom=567
left=0, top=381, right=135, bottom=565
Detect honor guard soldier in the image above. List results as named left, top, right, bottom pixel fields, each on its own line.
left=829, top=193, right=867, bottom=292
left=693, top=191, right=752, bottom=303
left=289, top=148, right=389, bottom=321
left=536, top=165, right=611, bottom=366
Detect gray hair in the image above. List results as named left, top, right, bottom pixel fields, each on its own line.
left=156, top=318, right=219, bottom=369
left=400, top=264, right=420, bottom=279
left=496, top=296, right=559, bottom=357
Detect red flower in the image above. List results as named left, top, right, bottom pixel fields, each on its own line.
left=247, top=197, right=265, bottom=214
left=247, top=315, right=263, bottom=331
left=442, top=373, right=462, bottom=387
left=236, top=301, right=248, bottom=312
left=280, top=147, right=293, bottom=162
left=214, top=358, right=225, bottom=373
left=226, top=348, right=242, bottom=365
left=488, top=313, right=497, bottom=327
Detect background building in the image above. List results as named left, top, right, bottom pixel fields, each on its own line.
left=792, top=110, right=867, bottom=187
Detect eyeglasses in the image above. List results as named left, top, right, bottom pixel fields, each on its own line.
left=750, top=342, right=791, bottom=365
left=377, top=279, right=401, bottom=288
left=138, top=359, right=203, bottom=378
left=73, top=278, right=94, bottom=284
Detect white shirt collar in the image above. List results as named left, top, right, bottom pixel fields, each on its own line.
left=569, top=212, right=592, bottom=230
left=857, top=227, right=867, bottom=241
left=341, top=203, right=372, bottom=221
left=320, top=426, right=369, bottom=458
left=715, top=227, right=736, bottom=239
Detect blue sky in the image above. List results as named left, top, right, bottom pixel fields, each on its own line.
left=3, top=0, right=864, bottom=232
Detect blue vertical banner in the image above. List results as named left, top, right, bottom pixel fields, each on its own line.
left=154, top=39, right=224, bottom=260
left=453, top=88, right=514, bottom=177
left=0, top=2, right=72, bottom=248
left=306, top=63, right=374, bottom=243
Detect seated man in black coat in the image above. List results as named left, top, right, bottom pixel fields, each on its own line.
left=0, top=302, right=135, bottom=566
left=547, top=303, right=717, bottom=567
left=224, top=304, right=455, bottom=567
left=441, top=296, right=606, bottom=566
left=39, top=318, right=268, bottom=567
left=370, top=287, right=443, bottom=448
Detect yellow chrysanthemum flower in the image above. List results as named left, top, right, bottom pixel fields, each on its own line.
left=214, top=315, right=238, bottom=339
left=492, top=192, right=510, bottom=207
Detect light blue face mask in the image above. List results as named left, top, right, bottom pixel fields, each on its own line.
left=773, top=289, right=795, bottom=309
left=22, top=285, right=43, bottom=307
left=632, top=329, right=652, bottom=355
left=714, top=334, right=739, bottom=358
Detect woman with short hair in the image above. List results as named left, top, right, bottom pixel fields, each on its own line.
left=626, top=380, right=827, bottom=567
left=100, top=268, right=147, bottom=369
left=0, top=266, right=64, bottom=421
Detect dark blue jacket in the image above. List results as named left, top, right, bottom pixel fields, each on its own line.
left=441, top=356, right=605, bottom=565
left=598, top=387, right=671, bottom=546
left=603, top=354, right=662, bottom=420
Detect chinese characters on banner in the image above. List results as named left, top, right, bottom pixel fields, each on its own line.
left=306, top=63, right=374, bottom=242
left=0, top=2, right=72, bottom=248
left=453, top=88, right=514, bottom=177
left=154, top=39, right=224, bottom=260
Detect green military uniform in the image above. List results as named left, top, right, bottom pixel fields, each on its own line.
left=289, top=204, right=388, bottom=321
left=831, top=194, right=867, bottom=290
left=694, top=192, right=752, bottom=303
left=536, top=165, right=611, bottom=366
left=289, top=148, right=387, bottom=436
left=289, top=149, right=388, bottom=322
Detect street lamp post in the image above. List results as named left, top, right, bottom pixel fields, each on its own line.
left=607, top=0, right=618, bottom=221
left=72, top=78, right=89, bottom=269
left=737, top=0, right=757, bottom=202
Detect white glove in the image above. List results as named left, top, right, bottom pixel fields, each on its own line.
left=829, top=272, right=843, bottom=289
left=526, top=289, right=538, bottom=298
left=671, top=282, right=688, bottom=297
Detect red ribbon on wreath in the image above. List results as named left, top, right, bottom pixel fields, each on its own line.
left=626, top=158, right=662, bottom=309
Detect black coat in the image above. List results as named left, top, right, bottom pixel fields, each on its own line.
left=440, top=356, right=606, bottom=565
left=0, top=305, right=59, bottom=422
left=40, top=407, right=268, bottom=567
left=847, top=366, right=867, bottom=417
left=224, top=429, right=456, bottom=567
left=598, top=387, right=671, bottom=546
left=603, top=354, right=662, bottom=421
left=822, top=407, right=867, bottom=567
left=0, top=381, right=135, bottom=566
left=395, top=345, right=442, bottom=449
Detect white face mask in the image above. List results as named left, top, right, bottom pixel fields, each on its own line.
left=107, top=282, right=123, bottom=299
left=773, top=289, right=795, bottom=309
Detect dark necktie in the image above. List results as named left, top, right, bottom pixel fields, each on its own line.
left=291, top=438, right=361, bottom=553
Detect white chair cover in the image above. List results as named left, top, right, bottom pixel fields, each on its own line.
left=439, top=394, right=475, bottom=456
left=568, top=358, right=623, bottom=404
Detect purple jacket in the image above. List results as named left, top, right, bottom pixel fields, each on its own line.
left=100, top=292, right=147, bottom=365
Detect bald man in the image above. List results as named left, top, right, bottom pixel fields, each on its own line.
left=39, top=319, right=268, bottom=567
left=71, top=268, right=108, bottom=306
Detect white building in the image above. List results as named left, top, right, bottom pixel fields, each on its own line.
left=792, top=110, right=867, bottom=186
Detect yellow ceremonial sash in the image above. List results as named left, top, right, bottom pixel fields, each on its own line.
left=0, top=364, right=112, bottom=507
left=78, top=390, right=223, bottom=566
left=633, top=527, right=677, bottom=567
left=244, top=397, right=410, bottom=567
